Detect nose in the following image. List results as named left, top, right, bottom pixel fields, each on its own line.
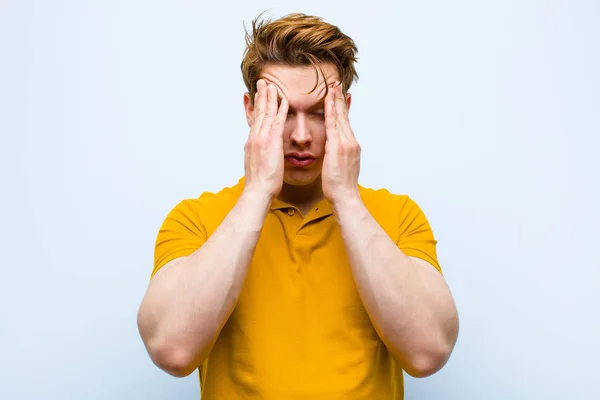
left=289, top=114, right=312, bottom=148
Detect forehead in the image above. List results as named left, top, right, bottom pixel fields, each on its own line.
left=260, top=63, right=339, bottom=108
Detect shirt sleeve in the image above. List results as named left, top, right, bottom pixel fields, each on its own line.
left=152, top=199, right=208, bottom=278
left=395, top=196, right=442, bottom=273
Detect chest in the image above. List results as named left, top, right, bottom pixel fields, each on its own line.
left=232, top=213, right=370, bottom=335
left=213, top=208, right=388, bottom=391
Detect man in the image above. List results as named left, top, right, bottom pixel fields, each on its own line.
left=138, top=12, right=459, bottom=400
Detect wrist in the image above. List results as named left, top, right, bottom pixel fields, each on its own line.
left=331, top=193, right=365, bottom=220
left=239, top=189, right=273, bottom=210
left=230, top=191, right=273, bottom=233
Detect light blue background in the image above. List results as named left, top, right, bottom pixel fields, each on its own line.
left=1, top=1, right=599, bottom=399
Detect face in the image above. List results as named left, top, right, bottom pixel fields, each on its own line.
left=243, top=63, right=351, bottom=187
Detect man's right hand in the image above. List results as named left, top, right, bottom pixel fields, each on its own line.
left=243, top=79, right=289, bottom=200
left=140, top=83, right=289, bottom=375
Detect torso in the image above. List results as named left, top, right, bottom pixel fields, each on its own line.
left=197, top=179, right=405, bottom=399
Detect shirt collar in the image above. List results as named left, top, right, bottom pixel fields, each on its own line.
left=235, top=176, right=334, bottom=218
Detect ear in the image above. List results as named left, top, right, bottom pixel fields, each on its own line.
left=243, top=92, right=254, bottom=128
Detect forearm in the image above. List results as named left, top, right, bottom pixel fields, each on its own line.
left=332, top=197, right=458, bottom=377
left=138, top=191, right=271, bottom=376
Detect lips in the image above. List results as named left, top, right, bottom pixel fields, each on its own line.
left=285, top=154, right=315, bottom=167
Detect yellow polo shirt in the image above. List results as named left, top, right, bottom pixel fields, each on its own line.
left=152, top=177, right=441, bottom=400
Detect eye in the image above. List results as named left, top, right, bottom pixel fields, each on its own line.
left=311, top=111, right=325, bottom=118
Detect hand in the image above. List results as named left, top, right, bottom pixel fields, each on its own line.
left=322, top=82, right=361, bottom=204
left=243, top=79, right=289, bottom=200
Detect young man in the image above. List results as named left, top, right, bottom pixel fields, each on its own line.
left=138, top=13, right=459, bottom=400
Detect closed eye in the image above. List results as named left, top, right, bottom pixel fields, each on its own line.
left=284, top=107, right=324, bottom=117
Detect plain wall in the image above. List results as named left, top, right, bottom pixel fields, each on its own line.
left=1, top=0, right=599, bottom=399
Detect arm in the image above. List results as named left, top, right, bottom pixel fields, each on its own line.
left=137, top=192, right=271, bottom=377
left=332, top=197, right=459, bottom=378
left=321, top=82, right=458, bottom=377
left=138, top=79, right=289, bottom=377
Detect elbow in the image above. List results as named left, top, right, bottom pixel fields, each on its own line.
left=137, top=305, right=206, bottom=377
left=147, top=339, right=202, bottom=378
left=400, top=336, right=457, bottom=378
left=138, top=318, right=204, bottom=377
left=405, top=314, right=460, bottom=378
left=403, top=349, right=450, bottom=378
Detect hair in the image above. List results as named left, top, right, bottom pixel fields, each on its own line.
left=241, top=12, right=359, bottom=104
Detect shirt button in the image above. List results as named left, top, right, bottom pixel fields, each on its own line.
left=287, top=208, right=295, bottom=216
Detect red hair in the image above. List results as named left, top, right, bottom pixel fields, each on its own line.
left=241, top=12, right=359, bottom=103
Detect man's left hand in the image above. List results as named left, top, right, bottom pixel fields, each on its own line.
left=321, top=82, right=362, bottom=205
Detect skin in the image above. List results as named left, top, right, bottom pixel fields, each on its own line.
left=243, top=63, right=351, bottom=213
left=137, top=62, right=459, bottom=379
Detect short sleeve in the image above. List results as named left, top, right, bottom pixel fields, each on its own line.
left=396, top=196, right=442, bottom=273
left=152, top=199, right=208, bottom=278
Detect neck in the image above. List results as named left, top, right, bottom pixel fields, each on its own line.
left=277, top=176, right=324, bottom=213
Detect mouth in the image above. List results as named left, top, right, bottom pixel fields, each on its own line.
left=285, top=156, right=315, bottom=167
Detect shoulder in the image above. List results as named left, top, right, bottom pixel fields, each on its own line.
left=358, top=184, right=430, bottom=232
left=358, top=184, right=416, bottom=216
left=196, top=177, right=245, bottom=213
left=166, top=177, right=245, bottom=231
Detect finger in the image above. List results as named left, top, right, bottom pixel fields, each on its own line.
left=272, top=84, right=286, bottom=108
left=324, top=83, right=339, bottom=142
left=271, top=96, right=288, bottom=136
left=260, top=84, right=278, bottom=137
left=334, top=83, right=348, bottom=118
left=333, top=85, right=354, bottom=140
left=251, top=79, right=267, bottom=137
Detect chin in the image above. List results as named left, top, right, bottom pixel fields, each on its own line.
left=283, top=170, right=321, bottom=187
